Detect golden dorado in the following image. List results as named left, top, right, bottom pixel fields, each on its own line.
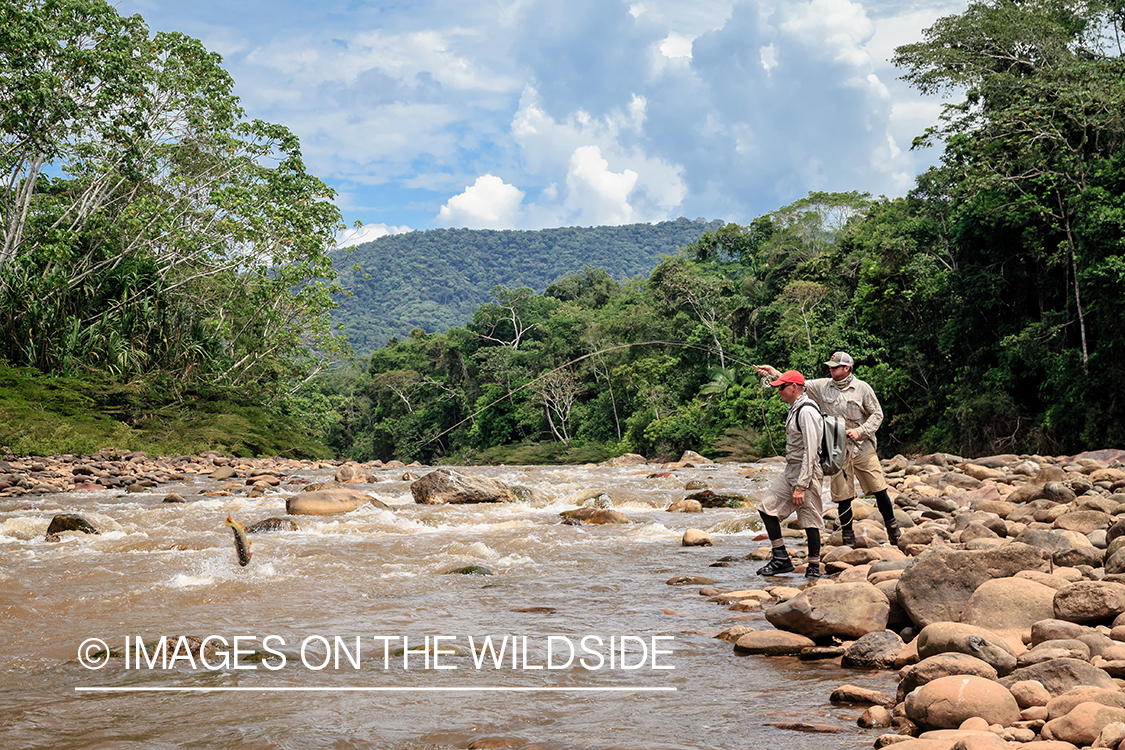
left=224, top=515, right=252, bottom=566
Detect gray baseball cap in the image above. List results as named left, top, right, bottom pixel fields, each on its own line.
left=825, top=351, right=854, bottom=368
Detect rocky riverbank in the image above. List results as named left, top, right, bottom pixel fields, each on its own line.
left=0, top=448, right=421, bottom=497
left=696, top=448, right=1125, bottom=749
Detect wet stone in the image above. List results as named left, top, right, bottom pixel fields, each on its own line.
left=45, top=513, right=99, bottom=537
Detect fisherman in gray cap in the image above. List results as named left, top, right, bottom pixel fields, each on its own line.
left=754, top=352, right=900, bottom=547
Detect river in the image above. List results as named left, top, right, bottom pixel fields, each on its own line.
left=0, top=460, right=897, bottom=749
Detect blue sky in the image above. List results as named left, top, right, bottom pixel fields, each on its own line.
left=117, top=0, right=968, bottom=246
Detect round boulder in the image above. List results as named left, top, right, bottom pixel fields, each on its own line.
left=896, top=544, right=1052, bottom=628
left=733, top=629, right=815, bottom=656
left=896, top=653, right=999, bottom=706
left=916, top=622, right=1017, bottom=676
left=1054, top=580, right=1125, bottom=624
left=959, top=576, right=1057, bottom=650
left=764, top=581, right=889, bottom=639
left=285, top=489, right=383, bottom=515
left=681, top=529, right=713, bottom=547
left=904, top=675, right=1020, bottom=729
left=1041, top=701, right=1125, bottom=746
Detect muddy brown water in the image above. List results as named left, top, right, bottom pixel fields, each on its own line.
left=0, top=462, right=896, bottom=749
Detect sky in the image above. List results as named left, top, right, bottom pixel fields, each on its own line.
left=116, top=0, right=969, bottom=246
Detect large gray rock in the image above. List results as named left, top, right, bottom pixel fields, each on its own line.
left=410, top=469, right=516, bottom=504
left=841, top=630, right=904, bottom=669
left=999, top=658, right=1118, bottom=696
left=764, top=582, right=889, bottom=639
left=896, top=544, right=1053, bottom=627
left=1105, top=547, right=1125, bottom=576
left=915, top=622, right=1017, bottom=676
left=1012, top=528, right=1077, bottom=556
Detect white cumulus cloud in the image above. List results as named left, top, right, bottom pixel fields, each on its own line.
left=335, top=223, right=414, bottom=248
left=438, top=174, right=526, bottom=228
left=565, top=146, right=639, bottom=225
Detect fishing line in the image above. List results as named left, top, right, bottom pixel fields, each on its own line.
left=412, top=339, right=775, bottom=452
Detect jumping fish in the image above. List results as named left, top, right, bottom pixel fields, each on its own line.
left=224, top=515, right=252, bottom=566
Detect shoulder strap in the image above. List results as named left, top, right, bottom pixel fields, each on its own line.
left=792, top=400, right=822, bottom=437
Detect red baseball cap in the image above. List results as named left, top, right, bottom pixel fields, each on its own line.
left=770, top=369, right=805, bottom=387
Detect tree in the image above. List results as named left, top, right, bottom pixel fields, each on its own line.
left=533, top=368, right=582, bottom=443
left=894, top=0, right=1125, bottom=371
left=0, top=0, right=346, bottom=394
left=648, top=257, right=733, bottom=367
left=777, top=280, right=832, bottom=355
left=472, top=285, right=550, bottom=349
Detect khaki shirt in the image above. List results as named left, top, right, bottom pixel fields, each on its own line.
left=804, top=376, right=883, bottom=455
left=785, top=393, right=824, bottom=489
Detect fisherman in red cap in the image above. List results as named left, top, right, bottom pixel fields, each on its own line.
left=755, top=353, right=900, bottom=547
left=751, top=368, right=825, bottom=578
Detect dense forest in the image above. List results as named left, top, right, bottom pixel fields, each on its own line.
left=2, top=0, right=1123, bottom=464
left=318, top=0, right=1125, bottom=465
left=330, top=219, right=723, bottom=353
left=0, top=0, right=345, bottom=456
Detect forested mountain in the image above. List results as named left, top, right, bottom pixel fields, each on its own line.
left=330, top=219, right=722, bottom=353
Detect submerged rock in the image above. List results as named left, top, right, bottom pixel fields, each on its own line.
left=447, top=565, right=492, bottom=575
left=45, top=513, right=99, bottom=538
left=559, top=507, right=630, bottom=524
left=245, top=518, right=299, bottom=533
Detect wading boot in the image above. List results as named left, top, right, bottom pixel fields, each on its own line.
left=885, top=516, right=901, bottom=546
left=756, top=553, right=795, bottom=576
left=805, top=563, right=823, bottom=579
left=840, top=523, right=856, bottom=548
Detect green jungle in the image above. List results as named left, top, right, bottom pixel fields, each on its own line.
left=2, top=0, right=1123, bottom=463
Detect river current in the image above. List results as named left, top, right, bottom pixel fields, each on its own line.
left=0, top=461, right=897, bottom=749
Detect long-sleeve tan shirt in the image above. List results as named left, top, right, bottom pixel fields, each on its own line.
left=785, top=393, right=824, bottom=489
left=804, top=376, right=883, bottom=455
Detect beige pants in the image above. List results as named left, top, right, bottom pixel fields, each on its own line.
left=830, top=443, right=888, bottom=503
left=761, top=462, right=824, bottom=529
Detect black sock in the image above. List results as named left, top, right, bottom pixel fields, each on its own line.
left=805, top=527, right=821, bottom=565
left=836, top=499, right=854, bottom=529
left=874, top=489, right=895, bottom=522
left=760, top=511, right=783, bottom=542
left=759, top=512, right=788, bottom=557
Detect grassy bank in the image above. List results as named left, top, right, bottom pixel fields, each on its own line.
left=0, top=363, right=335, bottom=459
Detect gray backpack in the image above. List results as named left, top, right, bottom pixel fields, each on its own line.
left=795, top=402, right=847, bottom=475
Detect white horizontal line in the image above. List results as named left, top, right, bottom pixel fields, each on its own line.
left=76, top=686, right=676, bottom=693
